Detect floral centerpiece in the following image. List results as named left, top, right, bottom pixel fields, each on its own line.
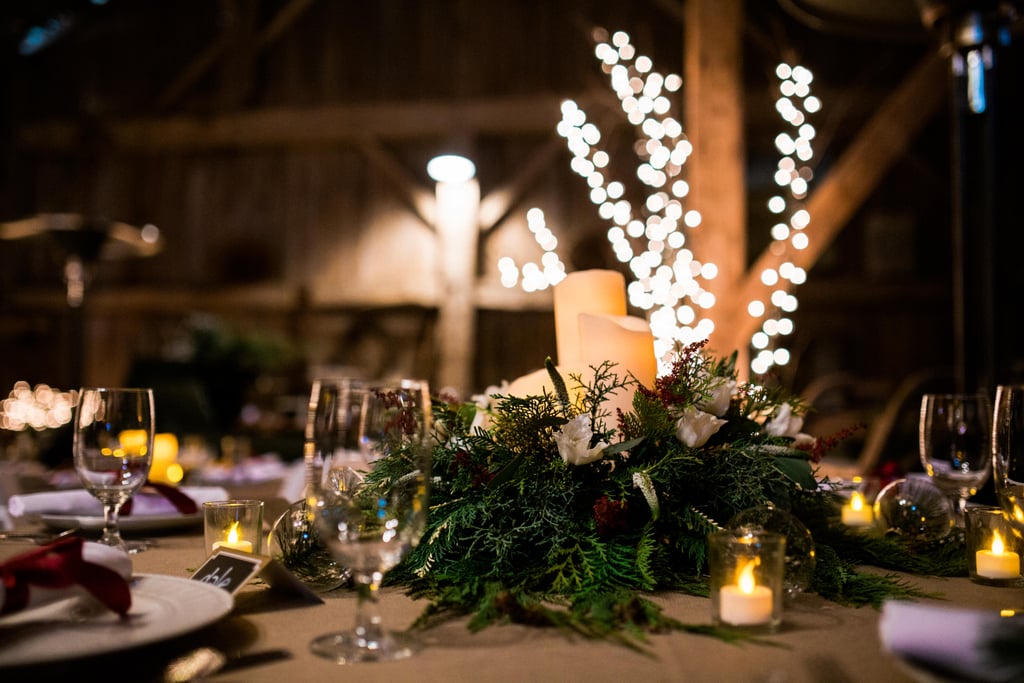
left=372, top=341, right=965, bottom=642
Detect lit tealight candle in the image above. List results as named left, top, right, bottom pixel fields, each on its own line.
left=719, top=559, right=774, bottom=626
left=976, top=530, right=1021, bottom=580
left=842, top=491, right=874, bottom=528
left=212, top=521, right=253, bottom=553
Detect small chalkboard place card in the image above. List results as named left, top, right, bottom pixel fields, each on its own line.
left=192, top=549, right=267, bottom=595
left=191, top=549, right=323, bottom=603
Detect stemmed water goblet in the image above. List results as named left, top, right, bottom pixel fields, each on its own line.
left=308, top=378, right=432, bottom=663
left=73, top=387, right=154, bottom=552
left=919, top=392, right=992, bottom=524
left=993, top=385, right=1024, bottom=534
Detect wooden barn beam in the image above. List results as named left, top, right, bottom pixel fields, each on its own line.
left=154, top=0, right=317, bottom=111
left=356, top=138, right=434, bottom=227
left=18, top=95, right=575, bottom=151
left=478, top=134, right=564, bottom=234
left=715, top=50, right=948, bottom=354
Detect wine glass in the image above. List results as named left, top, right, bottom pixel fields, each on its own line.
left=309, top=378, right=432, bottom=663
left=919, top=392, right=992, bottom=523
left=263, top=377, right=364, bottom=592
left=73, top=387, right=154, bottom=551
left=993, top=385, right=1024, bottom=533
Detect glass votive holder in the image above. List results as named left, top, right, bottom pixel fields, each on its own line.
left=965, top=506, right=1023, bottom=586
left=709, top=528, right=786, bottom=633
left=203, top=500, right=264, bottom=556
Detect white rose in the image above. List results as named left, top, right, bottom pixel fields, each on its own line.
left=699, top=377, right=736, bottom=418
left=792, top=432, right=816, bottom=449
left=469, top=382, right=508, bottom=432
left=553, top=414, right=608, bottom=466
left=765, top=403, right=804, bottom=437
left=674, top=405, right=727, bottom=448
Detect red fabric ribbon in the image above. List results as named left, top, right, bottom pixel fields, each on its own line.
left=122, top=480, right=198, bottom=516
left=0, top=536, right=131, bottom=616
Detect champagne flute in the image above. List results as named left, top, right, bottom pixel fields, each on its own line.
left=919, top=392, right=992, bottom=523
left=309, top=378, right=432, bottom=663
left=993, top=385, right=1024, bottom=532
left=73, top=387, right=154, bottom=551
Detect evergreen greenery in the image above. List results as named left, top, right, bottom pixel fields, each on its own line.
left=369, top=342, right=967, bottom=643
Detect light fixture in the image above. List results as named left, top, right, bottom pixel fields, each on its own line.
left=427, top=154, right=476, bottom=183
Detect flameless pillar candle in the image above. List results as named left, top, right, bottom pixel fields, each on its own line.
left=719, top=560, right=774, bottom=626
left=553, top=270, right=626, bottom=368
left=578, top=313, right=657, bottom=417
left=842, top=491, right=874, bottom=528
left=577, top=314, right=657, bottom=389
left=976, top=530, right=1021, bottom=579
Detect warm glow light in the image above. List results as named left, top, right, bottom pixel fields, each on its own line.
left=992, top=530, right=1006, bottom=555
left=503, top=33, right=814, bottom=373
left=499, top=209, right=566, bottom=292
left=746, top=62, right=820, bottom=374
left=0, top=382, right=76, bottom=431
left=166, top=463, right=184, bottom=483
left=117, top=430, right=149, bottom=456
left=851, top=492, right=865, bottom=512
left=140, top=223, right=161, bottom=244
left=426, top=154, right=476, bottom=183
left=737, top=559, right=757, bottom=594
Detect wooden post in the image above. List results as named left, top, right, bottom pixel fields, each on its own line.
left=434, top=178, right=480, bottom=395
left=684, top=0, right=747, bottom=367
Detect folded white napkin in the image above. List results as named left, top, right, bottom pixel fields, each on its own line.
left=277, top=460, right=307, bottom=504
left=0, top=541, right=132, bottom=617
left=880, top=600, right=1024, bottom=683
left=7, top=486, right=230, bottom=518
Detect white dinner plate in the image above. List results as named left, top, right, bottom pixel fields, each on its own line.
left=40, top=512, right=203, bottom=532
left=0, top=573, right=234, bottom=667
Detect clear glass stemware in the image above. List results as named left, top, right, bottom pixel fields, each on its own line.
left=72, top=387, right=154, bottom=551
left=919, top=392, right=992, bottom=523
left=308, top=378, right=432, bottom=664
left=993, top=385, right=1024, bottom=533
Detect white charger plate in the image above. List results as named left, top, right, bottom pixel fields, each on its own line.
left=40, top=512, right=202, bottom=532
left=0, top=573, right=234, bottom=667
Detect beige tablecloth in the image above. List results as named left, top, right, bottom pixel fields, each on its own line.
left=1, top=502, right=1015, bottom=683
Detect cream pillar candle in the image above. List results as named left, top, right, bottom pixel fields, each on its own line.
left=553, top=270, right=626, bottom=368
left=577, top=313, right=656, bottom=418
left=577, top=314, right=657, bottom=389
left=505, top=365, right=586, bottom=404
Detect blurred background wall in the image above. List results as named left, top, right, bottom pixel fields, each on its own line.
left=0, top=0, right=1021, bottom=469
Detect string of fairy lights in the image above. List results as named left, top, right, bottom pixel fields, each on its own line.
left=499, top=29, right=820, bottom=376
left=0, top=382, right=76, bottom=431
left=748, top=62, right=820, bottom=375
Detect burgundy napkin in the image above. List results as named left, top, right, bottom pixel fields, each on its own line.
left=0, top=536, right=131, bottom=616
left=123, top=480, right=198, bottom=516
